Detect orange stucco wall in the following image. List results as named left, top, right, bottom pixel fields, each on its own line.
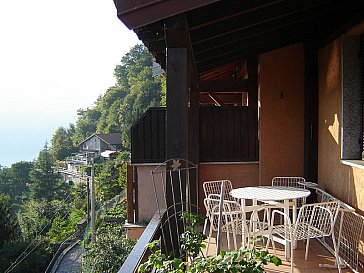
left=258, top=43, right=305, bottom=185
left=318, top=34, right=364, bottom=212
left=198, top=162, right=259, bottom=212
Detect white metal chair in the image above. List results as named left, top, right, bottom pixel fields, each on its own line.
left=266, top=201, right=341, bottom=273
left=204, top=197, right=270, bottom=256
left=315, top=188, right=364, bottom=272
left=202, top=180, right=240, bottom=234
left=272, top=176, right=306, bottom=207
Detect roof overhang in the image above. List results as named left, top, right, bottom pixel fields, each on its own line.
left=114, top=0, right=364, bottom=81
left=114, top=0, right=220, bottom=29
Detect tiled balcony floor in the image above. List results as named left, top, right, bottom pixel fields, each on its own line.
left=205, top=236, right=355, bottom=273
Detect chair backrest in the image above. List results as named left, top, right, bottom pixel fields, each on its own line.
left=272, top=176, right=306, bottom=207
left=272, top=176, right=306, bottom=188
left=203, top=197, right=242, bottom=232
left=296, top=201, right=340, bottom=237
left=203, top=180, right=236, bottom=201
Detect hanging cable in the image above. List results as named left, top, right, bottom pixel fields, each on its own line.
left=4, top=190, right=87, bottom=273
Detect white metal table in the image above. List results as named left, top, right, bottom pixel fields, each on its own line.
left=230, top=186, right=311, bottom=259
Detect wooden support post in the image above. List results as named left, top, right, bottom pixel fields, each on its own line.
left=164, top=41, right=189, bottom=255
left=166, top=47, right=188, bottom=160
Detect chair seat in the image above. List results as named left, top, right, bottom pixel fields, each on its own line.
left=272, top=223, right=330, bottom=241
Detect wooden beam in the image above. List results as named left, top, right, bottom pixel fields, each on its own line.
left=199, top=79, right=248, bottom=92
left=188, top=0, right=287, bottom=31
left=165, top=46, right=188, bottom=254
left=193, top=8, right=327, bottom=56
left=190, top=0, right=331, bottom=45
left=196, top=34, right=302, bottom=72
left=194, top=23, right=307, bottom=66
left=208, top=93, right=221, bottom=106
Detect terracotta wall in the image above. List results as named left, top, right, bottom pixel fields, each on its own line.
left=258, top=43, right=305, bottom=185
left=318, top=34, right=364, bottom=212
left=198, top=162, right=259, bottom=212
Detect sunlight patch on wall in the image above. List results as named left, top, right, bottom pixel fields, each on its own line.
left=328, top=114, right=340, bottom=145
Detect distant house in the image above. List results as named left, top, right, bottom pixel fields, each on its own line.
left=80, top=133, right=122, bottom=158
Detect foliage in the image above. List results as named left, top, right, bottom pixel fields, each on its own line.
left=72, top=107, right=101, bottom=145
left=139, top=213, right=281, bottom=273
left=70, top=183, right=88, bottom=211
left=0, top=194, right=21, bottom=248
left=84, top=223, right=135, bottom=273
left=71, top=44, right=164, bottom=149
left=94, top=161, right=122, bottom=202
left=0, top=237, right=52, bottom=273
left=29, top=144, right=69, bottom=202
left=0, top=161, right=33, bottom=202
left=104, top=206, right=127, bottom=221
left=17, top=199, right=55, bottom=240
left=51, top=125, right=77, bottom=161
left=47, top=208, right=84, bottom=243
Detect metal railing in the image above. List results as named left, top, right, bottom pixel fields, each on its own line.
left=117, top=209, right=165, bottom=273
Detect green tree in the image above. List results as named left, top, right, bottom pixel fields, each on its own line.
left=0, top=194, right=21, bottom=248
left=29, top=144, right=68, bottom=202
left=51, top=126, right=77, bottom=161
left=118, top=46, right=164, bottom=148
left=73, top=108, right=101, bottom=145
left=84, top=223, right=135, bottom=273
left=72, top=44, right=164, bottom=149
left=0, top=162, right=33, bottom=201
left=0, top=237, right=52, bottom=273
left=47, top=208, right=84, bottom=243
left=94, top=161, right=122, bottom=202
left=9, top=161, right=33, bottom=200
left=0, top=167, right=11, bottom=197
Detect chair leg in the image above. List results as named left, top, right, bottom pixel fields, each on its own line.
left=206, top=225, right=213, bottom=256
left=290, top=242, right=294, bottom=273
left=265, top=230, right=276, bottom=256
left=203, top=218, right=208, bottom=235
left=227, top=231, right=231, bottom=250
left=305, top=238, right=310, bottom=260
left=331, top=233, right=342, bottom=273
left=232, top=230, right=238, bottom=250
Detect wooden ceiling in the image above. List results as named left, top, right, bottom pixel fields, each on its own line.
left=116, top=0, right=364, bottom=80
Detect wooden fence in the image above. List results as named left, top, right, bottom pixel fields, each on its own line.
left=131, top=106, right=258, bottom=163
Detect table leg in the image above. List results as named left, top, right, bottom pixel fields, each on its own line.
left=241, top=199, right=246, bottom=247
left=284, top=200, right=290, bottom=260
left=292, top=199, right=297, bottom=249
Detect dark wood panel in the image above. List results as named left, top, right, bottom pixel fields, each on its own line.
left=132, top=106, right=258, bottom=163
left=199, top=106, right=258, bottom=162
left=131, top=107, right=166, bottom=164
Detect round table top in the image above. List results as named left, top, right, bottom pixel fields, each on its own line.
left=230, top=186, right=311, bottom=201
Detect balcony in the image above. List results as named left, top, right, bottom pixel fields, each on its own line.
left=119, top=212, right=355, bottom=273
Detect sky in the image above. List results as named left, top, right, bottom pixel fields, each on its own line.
left=0, top=0, right=140, bottom=167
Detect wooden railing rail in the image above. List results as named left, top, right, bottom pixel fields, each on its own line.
left=118, top=209, right=165, bottom=273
